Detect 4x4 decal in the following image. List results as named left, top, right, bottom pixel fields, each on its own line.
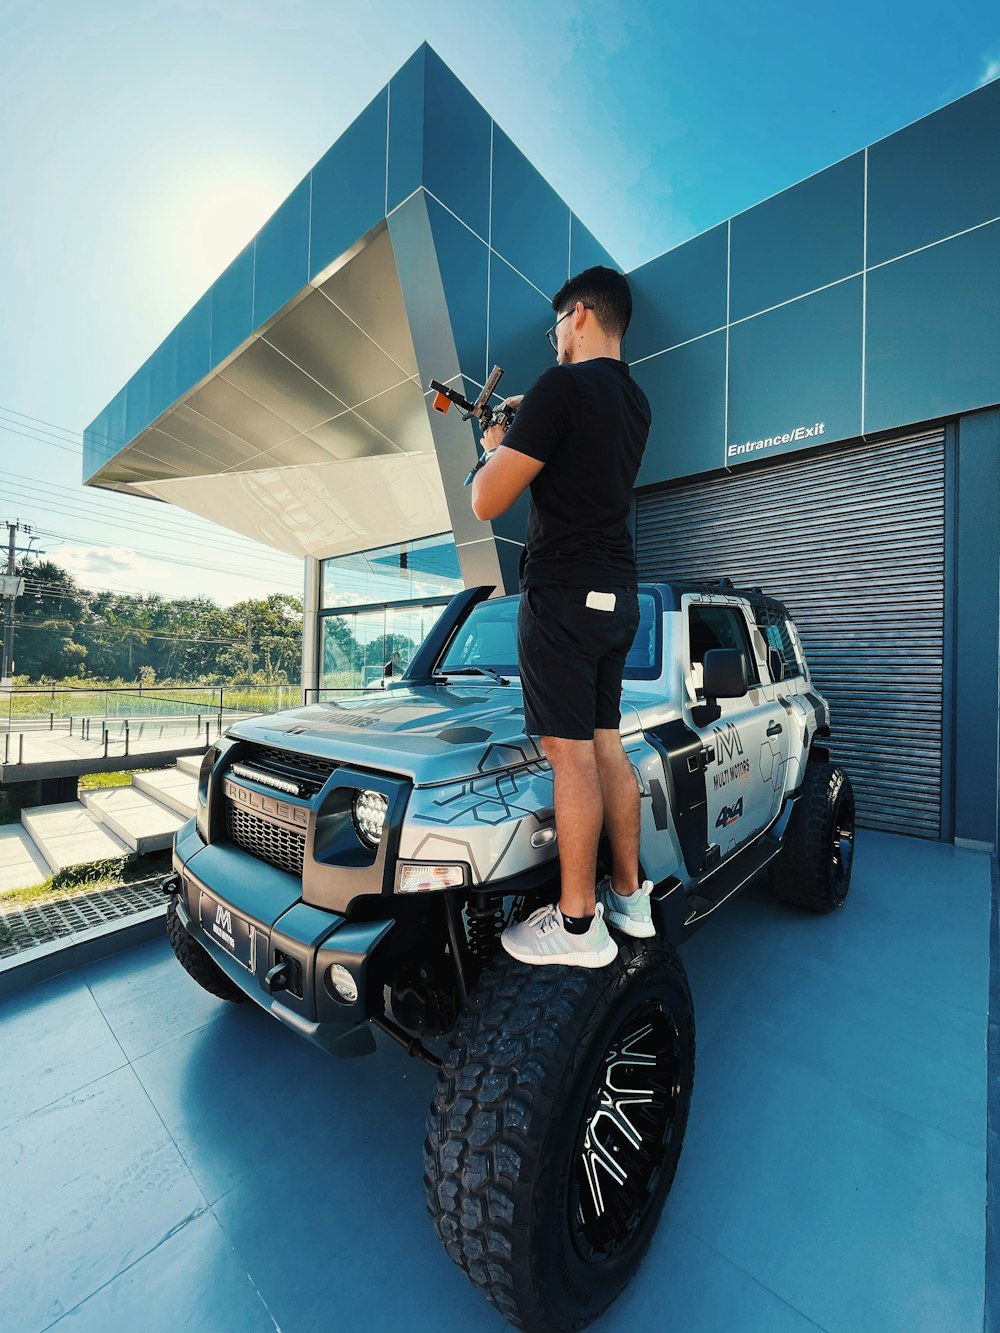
left=715, top=796, right=744, bottom=828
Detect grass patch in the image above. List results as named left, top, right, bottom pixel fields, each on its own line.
left=78, top=771, right=136, bottom=791
left=0, top=856, right=128, bottom=908
left=0, top=849, right=176, bottom=910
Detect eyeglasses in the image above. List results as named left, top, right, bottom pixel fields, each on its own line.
left=546, top=303, right=594, bottom=350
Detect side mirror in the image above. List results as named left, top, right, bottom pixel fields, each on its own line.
left=703, top=648, right=748, bottom=698
left=383, top=660, right=394, bottom=677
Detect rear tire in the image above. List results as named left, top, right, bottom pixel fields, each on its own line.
left=166, top=896, right=245, bottom=1003
left=424, top=939, right=695, bottom=1331
left=769, top=761, right=855, bottom=912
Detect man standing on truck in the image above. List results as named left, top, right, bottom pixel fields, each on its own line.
left=470, top=266, right=654, bottom=967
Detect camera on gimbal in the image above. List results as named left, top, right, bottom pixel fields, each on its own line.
left=429, top=366, right=516, bottom=485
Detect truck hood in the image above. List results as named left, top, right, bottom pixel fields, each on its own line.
left=227, top=683, right=646, bottom=787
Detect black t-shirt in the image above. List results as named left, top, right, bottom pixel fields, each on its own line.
left=499, top=358, right=651, bottom=588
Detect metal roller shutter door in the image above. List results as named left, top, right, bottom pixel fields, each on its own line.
left=635, top=433, right=947, bottom=838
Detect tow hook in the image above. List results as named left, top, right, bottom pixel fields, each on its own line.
left=264, top=961, right=292, bottom=993
left=161, top=873, right=181, bottom=897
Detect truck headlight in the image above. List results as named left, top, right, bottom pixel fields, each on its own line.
left=397, top=863, right=468, bottom=893
left=353, top=789, right=389, bottom=847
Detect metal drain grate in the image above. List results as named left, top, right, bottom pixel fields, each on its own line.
left=0, top=880, right=165, bottom=960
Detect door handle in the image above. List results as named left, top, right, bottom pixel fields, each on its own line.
left=766, top=721, right=783, bottom=736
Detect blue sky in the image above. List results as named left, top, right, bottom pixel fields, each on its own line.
left=0, top=0, right=996, bottom=604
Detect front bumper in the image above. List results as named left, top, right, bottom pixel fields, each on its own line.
left=172, top=819, right=394, bottom=1056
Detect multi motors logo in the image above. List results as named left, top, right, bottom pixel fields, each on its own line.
left=728, top=421, right=825, bottom=459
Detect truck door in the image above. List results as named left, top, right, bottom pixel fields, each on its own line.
left=684, top=599, right=790, bottom=861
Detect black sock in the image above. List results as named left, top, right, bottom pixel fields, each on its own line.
left=561, top=910, right=594, bottom=935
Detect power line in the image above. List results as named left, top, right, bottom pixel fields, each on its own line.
left=3, top=478, right=302, bottom=566
left=18, top=566, right=300, bottom=604
left=20, top=576, right=224, bottom=604
left=0, top=420, right=83, bottom=455
left=34, top=526, right=302, bottom=589
left=15, top=509, right=302, bottom=585
left=5, top=476, right=294, bottom=561
left=22, top=575, right=184, bottom=600
left=12, top=618, right=300, bottom=646
left=13, top=593, right=302, bottom=643
left=4, top=473, right=277, bottom=551
left=0, top=403, right=88, bottom=445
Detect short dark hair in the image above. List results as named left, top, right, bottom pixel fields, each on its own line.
left=551, top=266, right=632, bottom=340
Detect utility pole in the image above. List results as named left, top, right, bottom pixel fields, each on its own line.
left=245, top=617, right=254, bottom=678
left=1, top=520, right=31, bottom=689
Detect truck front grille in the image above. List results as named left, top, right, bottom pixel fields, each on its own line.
left=238, top=743, right=337, bottom=799
left=225, top=801, right=306, bottom=878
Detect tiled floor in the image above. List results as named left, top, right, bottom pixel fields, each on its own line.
left=0, top=830, right=993, bottom=1333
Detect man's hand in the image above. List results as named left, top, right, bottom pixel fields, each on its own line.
left=481, top=395, right=523, bottom=454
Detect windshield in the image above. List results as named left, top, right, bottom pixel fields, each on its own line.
left=436, top=592, right=661, bottom=679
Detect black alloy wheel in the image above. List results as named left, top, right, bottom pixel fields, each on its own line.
left=571, top=998, right=683, bottom=1264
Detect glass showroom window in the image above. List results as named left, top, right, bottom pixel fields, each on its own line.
left=318, top=534, right=463, bottom=692
left=320, top=534, right=463, bottom=609
left=320, top=602, right=451, bottom=690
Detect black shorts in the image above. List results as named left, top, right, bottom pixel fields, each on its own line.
left=517, top=584, right=641, bottom=740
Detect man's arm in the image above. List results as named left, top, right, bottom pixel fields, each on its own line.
left=470, top=370, right=573, bottom=520
left=471, top=442, right=543, bottom=520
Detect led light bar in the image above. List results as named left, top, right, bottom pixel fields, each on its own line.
left=229, top=763, right=301, bottom=797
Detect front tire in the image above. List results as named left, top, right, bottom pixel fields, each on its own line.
left=166, top=897, right=246, bottom=1003
left=769, top=760, right=855, bottom=912
left=424, top=939, right=695, bottom=1331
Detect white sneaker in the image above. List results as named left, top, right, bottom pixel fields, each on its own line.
left=501, top=902, right=618, bottom=968
left=596, top=877, right=656, bottom=937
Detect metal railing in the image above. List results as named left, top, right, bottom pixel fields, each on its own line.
left=0, top=684, right=303, bottom=734
left=0, top=683, right=390, bottom=766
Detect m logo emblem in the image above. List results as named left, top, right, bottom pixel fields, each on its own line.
left=713, top=721, right=745, bottom=763
left=215, top=904, right=232, bottom=933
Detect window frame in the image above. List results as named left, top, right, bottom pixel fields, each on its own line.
left=686, top=600, right=763, bottom=694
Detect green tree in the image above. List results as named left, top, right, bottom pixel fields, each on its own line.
left=14, top=560, right=88, bottom=679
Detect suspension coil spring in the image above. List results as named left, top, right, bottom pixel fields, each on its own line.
left=465, top=893, right=505, bottom=963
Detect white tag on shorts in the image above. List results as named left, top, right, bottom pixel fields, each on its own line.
left=586, top=590, right=617, bottom=612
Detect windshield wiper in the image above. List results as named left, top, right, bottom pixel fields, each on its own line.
left=433, top=666, right=510, bottom=685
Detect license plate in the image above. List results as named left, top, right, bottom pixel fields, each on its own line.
left=200, top=892, right=255, bottom=971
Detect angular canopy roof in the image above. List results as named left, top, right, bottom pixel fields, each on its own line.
left=84, top=44, right=616, bottom=592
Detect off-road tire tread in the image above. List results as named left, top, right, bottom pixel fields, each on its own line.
left=166, top=897, right=246, bottom=1003
left=769, top=761, right=854, bottom=912
left=424, top=940, right=694, bottom=1332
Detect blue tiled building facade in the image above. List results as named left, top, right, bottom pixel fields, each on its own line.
left=84, top=47, right=999, bottom=851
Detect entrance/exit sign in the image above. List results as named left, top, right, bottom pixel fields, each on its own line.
left=0, top=576, right=24, bottom=597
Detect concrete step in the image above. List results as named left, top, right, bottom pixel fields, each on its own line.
left=175, top=753, right=205, bottom=778
left=0, top=826, right=51, bottom=893
left=21, top=802, right=132, bottom=875
left=82, top=785, right=186, bottom=854
left=132, top=767, right=197, bottom=818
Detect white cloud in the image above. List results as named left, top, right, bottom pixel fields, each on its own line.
left=978, top=55, right=1000, bottom=87
left=50, top=542, right=301, bottom=607
left=72, top=547, right=134, bottom=573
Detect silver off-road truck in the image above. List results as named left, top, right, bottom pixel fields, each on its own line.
left=164, top=577, right=855, bottom=1333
